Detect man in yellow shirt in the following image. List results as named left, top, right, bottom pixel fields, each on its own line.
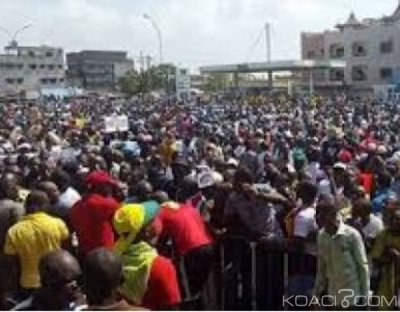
left=3, top=190, right=69, bottom=301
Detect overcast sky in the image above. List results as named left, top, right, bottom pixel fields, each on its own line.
left=1, top=0, right=399, bottom=71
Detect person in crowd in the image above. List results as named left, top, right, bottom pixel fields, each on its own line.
left=370, top=207, right=400, bottom=310
left=154, top=179, right=215, bottom=305
left=113, top=201, right=181, bottom=310
left=13, top=250, right=86, bottom=310
left=127, top=180, right=154, bottom=203
left=0, top=199, right=24, bottom=309
left=372, top=172, right=394, bottom=216
left=36, top=181, right=62, bottom=218
left=0, top=173, right=28, bottom=203
left=3, top=190, right=69, bottom=300
left=83, top=248, right=144, bottom=311
left=351, top=198, right=384, bottom=250
left=223, top=166, right=287, bottom=310
left=69, top=170, right=120, bottom=257
left=51, top=169, right=81, bottom=214
left=315, top=200, right=369, bottom=309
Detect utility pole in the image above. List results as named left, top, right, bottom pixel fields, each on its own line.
left=146, top=55, right=152, bottom=92
left=265, top=23, right=271, bottom=62
left=139, top=51, right=144, bottom=74
left=142, top=14, right=163, bottom=65
left=146, top=55, right=152, bottom=71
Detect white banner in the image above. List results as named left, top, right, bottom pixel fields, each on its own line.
left=104, top=115, right=129, bottom=133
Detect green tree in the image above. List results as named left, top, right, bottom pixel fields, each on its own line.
left=118, top=64, right=178, bottom=96
left=118, top=70, right=141, bottom=95
left=204, top=73, right=230, bottom=92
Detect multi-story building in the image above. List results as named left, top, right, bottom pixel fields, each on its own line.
left=66, top=50, right=134, bottom=91
left=0, top=44, right=65, bottom=97
left=301, top=3, right=400, bottom=93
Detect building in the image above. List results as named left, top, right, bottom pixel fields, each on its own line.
left=66, top=50, right=134, bottom=91
left=0, top=44, right=65, bottom=98
left=190, top=74, right=207, bottom=90
left=301, top=3, right=400, bottom=93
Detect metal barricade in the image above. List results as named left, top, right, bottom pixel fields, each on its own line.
left=218, top=235, right=316, bottom=311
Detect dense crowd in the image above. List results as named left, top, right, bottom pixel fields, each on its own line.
left=0, top=93, right=400, bottom=310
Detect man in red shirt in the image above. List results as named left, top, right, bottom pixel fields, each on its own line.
left=69, top=170, right=120, bottom=257
left=154, top=178, right=215, bottom=304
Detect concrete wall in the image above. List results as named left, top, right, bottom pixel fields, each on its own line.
left=0, top=46, right=64, bottom=95
left=301, top=17, right=400, bottom=92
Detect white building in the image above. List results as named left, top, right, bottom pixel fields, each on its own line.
left=301, top=3, right=400, bottom=94
left=0, top=44, right=65, bottom=98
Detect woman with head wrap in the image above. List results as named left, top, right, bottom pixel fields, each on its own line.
left=113, top=201, right=181, bottom=310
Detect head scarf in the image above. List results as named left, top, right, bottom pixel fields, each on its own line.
left=113, top=200, right=161, bottom=305
left=113, top=200, right=160, bottom=255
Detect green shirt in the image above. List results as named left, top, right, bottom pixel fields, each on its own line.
left=370, top=229, right=400, bottom=310
left=315, top=222, right=370, bottom=307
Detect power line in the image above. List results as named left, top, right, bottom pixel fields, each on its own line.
left=245, top=26, right=265, bottom=62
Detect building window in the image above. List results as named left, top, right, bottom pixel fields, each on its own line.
left=45, top=51, right=53, bottom=57
left=307, top=51, right=315, bottom=59
left=380, top=67, right=393, bottom=81
left=41, top=78, right=48, bottom=84
left=352, top=65, right=368, bottom=81
left=5, top=78, right=14, bottom=84
left=380, top=39, right=393, bottom=54
left=48, top=65, right=55, bottom=70
left=329, top=69, right=345, bottom=81
left=40, top=64, right=46, bottom=69
left=17, top=78, right=24, bottom=84
left=352, top=42, right=367, bottom=57
left=5, top=63, right=14, bottom=69
left=58, top=64, right=63, bottom=69
left=29, top=64, right=37, bottom=70
left=59, top=78, right=64, bottom=83
left=28, top=51, right=35, bottom=57
left=329, top=44, right=345, bottom=58
left=16, top=64, right=23, bottom=69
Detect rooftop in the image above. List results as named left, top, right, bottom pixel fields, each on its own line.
left=200, top=59, right=346, bottom=74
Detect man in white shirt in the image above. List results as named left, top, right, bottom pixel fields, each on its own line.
left=293, top=181, right=318, bottom=239
left=315, top=200, right=369, bottom=309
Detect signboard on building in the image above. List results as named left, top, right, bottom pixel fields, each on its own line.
left=175, top=68, right=190, bottom=101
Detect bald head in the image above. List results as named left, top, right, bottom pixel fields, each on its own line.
left=152, top=190, right=169, bottom=204
left=40, top=250, right=81, bottom=289
left=83, top=248, right=123, bottom=306
left=25, top=190, right=50, bottom=214
left=37, top=181, right=60, bottom=204
left=135, top=180, right=154, bottom=202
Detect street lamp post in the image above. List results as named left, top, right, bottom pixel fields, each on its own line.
left=142, top=14, right=163, bottom=65
left=0, top=23, right=33, bottom=48
left=0, top=23, right=33, bottom=103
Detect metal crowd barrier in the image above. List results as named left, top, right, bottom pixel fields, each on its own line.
left=217, top=235, right=316, bottom=311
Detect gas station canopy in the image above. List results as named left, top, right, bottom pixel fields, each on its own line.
left=200, top=59, right=346, bottom=74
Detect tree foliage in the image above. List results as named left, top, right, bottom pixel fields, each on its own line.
left=204, top=73, right=231, bottom=92
left=118, top=64, right=177, bottom=96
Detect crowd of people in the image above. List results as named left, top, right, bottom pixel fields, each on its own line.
left=0, top=92, right=399, bottom=310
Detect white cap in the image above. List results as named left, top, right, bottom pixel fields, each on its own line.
left=377, top=145, right=387, bottom=155
left=227, top=158, right=239, bottom=167
left=198, top=170, right=223, bottom=189
left=333, top=162, right=347, bottom=171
